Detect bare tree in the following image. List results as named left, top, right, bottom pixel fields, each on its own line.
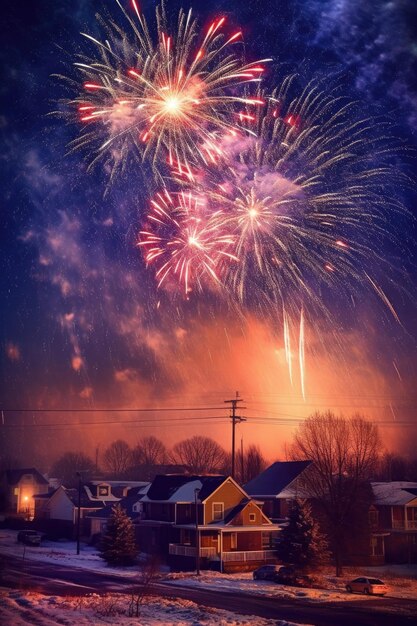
left=131, top=436, right=167, bottom=467
left=171, top=436, right=227, bottom=474
left=290, top=411, right=380, bottom=576
left=50, top=452, right=96, bottom=487
left=127, top=554, right=160, bottom=617
left=231, top=444, right=268, bottom=484
left=376, top=452, right=413, bottom=481
left=103, top=440, right=132, bottom=476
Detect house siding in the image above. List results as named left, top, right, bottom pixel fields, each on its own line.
left=233, top=502, right=266, bottom=526
left=204, top=480, right=244, bottom=524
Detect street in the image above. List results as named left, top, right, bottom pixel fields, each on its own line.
left=2, top=555, right=416, bottom=626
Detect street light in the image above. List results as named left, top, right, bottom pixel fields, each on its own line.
left=194, top=488, right=200, bottom=576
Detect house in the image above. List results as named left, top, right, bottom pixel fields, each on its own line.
left=33, top=480, right=147, bottom=539
left=88, top=484, right=150, bottom=540
left=370, top=482, right=417, bottom=564
left=244, top=460, right=313, bottom=522
left=0, top=468, right=49, bottom=519
left=138, top=474, right=279, bottom=572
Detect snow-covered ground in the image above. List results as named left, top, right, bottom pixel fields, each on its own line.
left=0, top=589, right=311, bottom=626
left=1, top=528, right=416, bottom=608
left=1, top=529, right=417, bottom=625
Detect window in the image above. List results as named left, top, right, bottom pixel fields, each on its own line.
left=98, top=485, right=109, bottom=497
left=249, top=513, right=256, bottom=523
left=262, top=532, right=273, bottom=549
left=370, top=536, right=384, bottom=557
left=14, top=488, right=19, bottom=496
left=368, top=509, right=379, bottom=529
left=212, top=503, right=224, bottom=521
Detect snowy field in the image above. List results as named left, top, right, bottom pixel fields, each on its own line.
left=0, top=589, right=311, bottom=626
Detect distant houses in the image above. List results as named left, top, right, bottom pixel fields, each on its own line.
left=0, top=468, right=49, bottom=519
left=2, top=462, right=417, bottom=568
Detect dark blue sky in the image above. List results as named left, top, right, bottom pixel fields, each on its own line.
left=1, top=0, right=416, bottom=466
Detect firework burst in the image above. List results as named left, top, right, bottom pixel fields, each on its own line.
left=63, top=1, right=270, bottom=180
left=138, top=189, right=237, bottom=295
left=170, top=75, right=408, bottom=320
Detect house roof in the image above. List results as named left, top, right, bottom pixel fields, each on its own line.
left=33, top=489, right=57, bottom=500
left=64, top=487, right=105, bottom=509
left=5, top=468, right=49, bottom=486
left=244, top=461, right=312, bottom=497
left=87, top=494, right=144, bottom=520
left=372, top=482, right=417, bottom=506
left=223, top=501, right=247, bottom=524
left=87, top=506, right=114, bottom=519
left=144, top=474, right=227, bottom=503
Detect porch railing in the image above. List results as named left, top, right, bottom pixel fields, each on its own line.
left=222, top=550, right=276, bottom=562
left=168, top=544, right=217, bottom=558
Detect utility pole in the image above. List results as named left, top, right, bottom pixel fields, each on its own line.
left=225, top=392, right=246, bottom=479
left=76, top=472, right=82, bottom=555
left=194, top=487, right=200, bottom=576
left=240, top=437, right=244, bottom=484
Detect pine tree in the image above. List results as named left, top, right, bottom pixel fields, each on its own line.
left=276, top=500, right=329, bottom=570
left=99, top=504, right=138, bottom=566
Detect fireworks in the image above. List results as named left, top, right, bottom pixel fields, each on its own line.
left=138, top=189, right=237, bottom=295
left=168, top=75, right=406, bottom=321
left=66, top=1, right=270, bottom=178
left=59, top=4, right=410, bottom=397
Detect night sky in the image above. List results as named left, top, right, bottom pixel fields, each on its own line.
left=1, top=0, right=416, bottom=468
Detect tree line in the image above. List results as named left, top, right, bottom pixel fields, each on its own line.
left=49, top=435, right=268, bottom=486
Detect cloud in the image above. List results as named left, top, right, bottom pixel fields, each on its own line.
left=310, top=0, right=417, bottom=130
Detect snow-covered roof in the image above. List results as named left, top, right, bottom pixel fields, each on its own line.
left=372, top=482, right=417, bottom=506
left=143, top=475, right=227, bottom=503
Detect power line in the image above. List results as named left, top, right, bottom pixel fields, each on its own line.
left=0, top=405, right=228, bottom=413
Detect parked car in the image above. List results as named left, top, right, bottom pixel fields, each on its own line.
left=275, top=566, right=312, bottom=587
left=346, top=577, right=389, bottom=596
left=17, top=530, right=43, bottom=546
left=253, top=565, right=281, bottom=581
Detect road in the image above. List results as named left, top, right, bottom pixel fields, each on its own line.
left=1, top=555, right=416, bottom=626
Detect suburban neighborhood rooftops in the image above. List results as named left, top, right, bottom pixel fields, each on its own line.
left=372, top=482, right=417, bottom=506
left=244, top=461, right=312, bottom=497
left=143, top=474, right=227, bottom=502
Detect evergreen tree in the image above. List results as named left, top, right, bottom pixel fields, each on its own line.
left=99, top=504, right=138, bottom=566
left=276, top=500, right=329, bottom=570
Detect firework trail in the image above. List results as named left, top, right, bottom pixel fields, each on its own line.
left=138, top=188, right=237, bottom=295
left=63, top=1, right=270, bottom=180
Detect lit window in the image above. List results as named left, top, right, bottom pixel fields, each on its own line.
left=212, top=503, right=224, bottom=521
left=98, top=485, right=109, bottom=496
left=230, top=533, right=237, bottom=550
